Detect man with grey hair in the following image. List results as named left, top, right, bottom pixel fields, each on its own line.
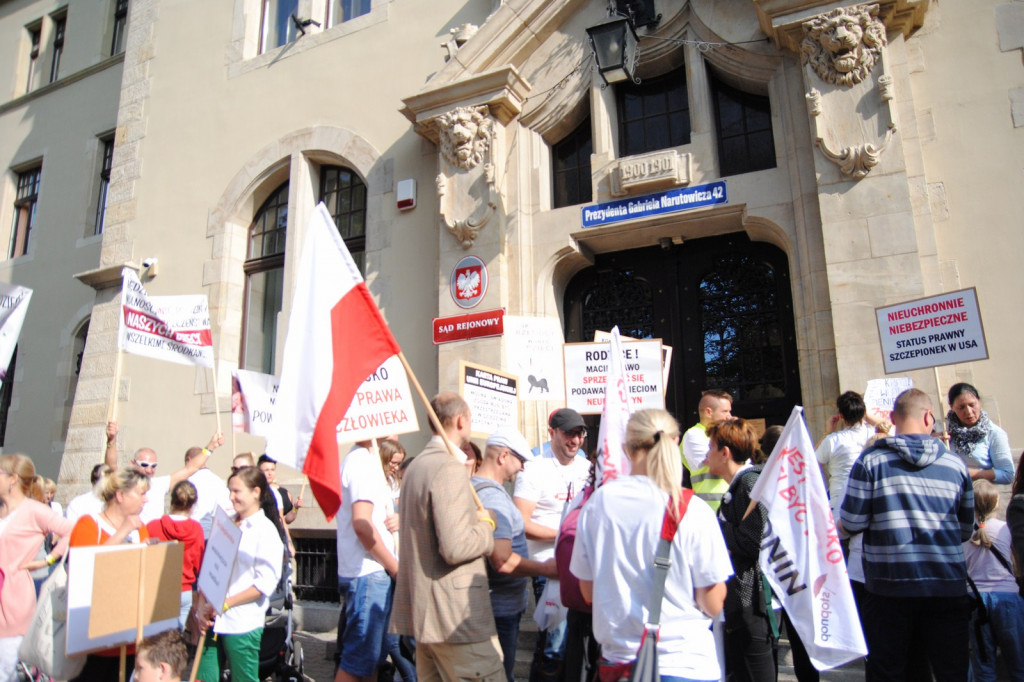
left=840, top=388, right=974, bottom=680
left=473, top=426, right=558, bottom=682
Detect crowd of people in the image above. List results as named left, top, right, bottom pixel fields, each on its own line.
left=1, top=380, right=1022, bottom=682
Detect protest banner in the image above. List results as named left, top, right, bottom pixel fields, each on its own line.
left=195, top=506, right=242, bottom=613
left=593, top=329, right=672, bottom=393
left=232, top=369, right=279, bottom=437
left=67, top=543, right=182, bottom=655
left=563, top=339, right=664, bottom=415
left=749, top=406, right=867, bottom=670
left=0, top=282, right=31, bottom=388
left=593, top=327, right=632, bottom=485
left=504, top=315, right=565, bottom=402
left=118, top=268, right=214, bottom=368
left=863, top=377, right=913, bottom=422
left=460, top=360, right=518, bottom=438
left=875, top=288, right=987, bottom=373
left=336, top=355, right=419, bottom=442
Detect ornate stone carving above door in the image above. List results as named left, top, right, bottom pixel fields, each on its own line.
left=436, top=105, right=498, bottom=249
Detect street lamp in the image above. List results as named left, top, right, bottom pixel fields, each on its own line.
left=586, top=16, right=640, bottom=86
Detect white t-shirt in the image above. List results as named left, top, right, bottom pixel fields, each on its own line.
left=964, top=518, right=1020, bottom=593
left=815, top=422, right=873, bottom=520
left=64, top=491, right=103, bottom=527
left=513, top=446, right=590, bottom=560
left=336, top=445, right=395, bottom=578
left=139, top=474, right=170, bottom=524
left=188, top=468, right=234, bottom=538
left=681, top=423, right=710, bottom=471
left=570, top=477, right=733, bottom=681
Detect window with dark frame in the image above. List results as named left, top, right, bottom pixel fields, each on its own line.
left=319, top=166, right=366, bottom=274
left=111, top=0, right=128, bottom=56
left=260, top=0, right=298, bottom=53
left=616, top=65, right=690, bottom=158
left=710, top=73, right=776, bottom=177
left=9, top=166, right=41, bottom=259
left=26, top=25, right=41, bottom=92
left=49, top=13, right=66, bottom=83
left=552, top=116, right=593, bottom=209
left=0, top=348, right=16, bottom=446
left=94, top=137, right=114, bottom=235
left=241, top=183, right=288, bottom=374
left=329, top=0, right=371, bottom=26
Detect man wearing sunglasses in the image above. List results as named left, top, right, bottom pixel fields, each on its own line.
left=125, top=431, right=225, bottom=524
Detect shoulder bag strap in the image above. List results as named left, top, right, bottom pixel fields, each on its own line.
left=986, top=542, right=1016, bottom=578
left=647, top=489, right=694, bottom=626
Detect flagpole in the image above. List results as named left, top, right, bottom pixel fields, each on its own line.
left=210, top=365, right=223, bottom=436
left=397, top=351, right=484, bottom=511
left=108, top=348, right=124, bottom=423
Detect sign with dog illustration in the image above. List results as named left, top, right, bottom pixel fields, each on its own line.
left=504, top=315, right=565, bottom=403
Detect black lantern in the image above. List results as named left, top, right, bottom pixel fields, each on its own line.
left=586, top=17, right=640, bottom=86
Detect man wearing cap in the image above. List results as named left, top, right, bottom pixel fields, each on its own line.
left=514, top=408, right=590, bottom=682
left=473, top=427, right=559, bottom=682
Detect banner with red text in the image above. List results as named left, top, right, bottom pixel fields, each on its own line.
left=875, top=287, right=987, bottom=373
left=335, top=354, right=418, bottom=442
left=118, top=268, right=214, bottom=367
left=749, top=406, right=867, bottom=670
left=0, top=282, right=31, bottom=387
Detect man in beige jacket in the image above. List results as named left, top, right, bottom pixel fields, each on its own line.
left=392, top=393, right=503, bottom=682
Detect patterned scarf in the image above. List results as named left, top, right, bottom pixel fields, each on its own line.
left=946, top=409, right=992, bottom=456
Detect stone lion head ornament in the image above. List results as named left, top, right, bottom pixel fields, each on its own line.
left=801, top=3, right=887, bottom=87
left=438, top=105, right=493, bottom=171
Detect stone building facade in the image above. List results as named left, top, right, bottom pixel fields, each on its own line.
left=0, top=1, right=1020, bottom=509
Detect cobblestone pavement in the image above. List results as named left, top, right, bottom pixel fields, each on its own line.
left=292, top=630, right=337, bottom=681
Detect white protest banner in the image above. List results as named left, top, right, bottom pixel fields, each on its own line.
left=460, top=360, right=518, bottom=437
left=563, top=339, right=664, bottom=415
left=118, top=268, right=214, bottom=367
left=593, top=329, right=672, bottom=394
left=195, top=506, right=243, bottom=614
left=875, top=287, right=987, bottom=374
left=594, top=327, right=632, bottom=485
left=863, top=377, right=913, bottom=422
left=335, top=354, right=419, bottom=442
left=67, top=543, right=181, bottom=655
left=504, top=315, right=565, bottom=401
left=750, top=406, right=867, bottom=670
left=0, top=282, right=31, bottom=387
left=232, top=369, right=280, bottom=437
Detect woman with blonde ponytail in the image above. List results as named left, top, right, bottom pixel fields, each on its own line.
left=963, top=480, right=1024, bottom=681
left=569, top=409, right=732, bottom=682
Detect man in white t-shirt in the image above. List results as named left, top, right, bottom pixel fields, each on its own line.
left=334, top=440, right=398, bottom=682
left=123, top=432, right=225, bottom=524
left=64, top=463, right=111, bottom=527
left=514, top=408, right=591, bottom=682
left=183, top=445, right=234, bottom=538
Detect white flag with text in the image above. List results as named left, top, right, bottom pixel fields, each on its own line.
left=595, top=326, right=632, bottom=485
left=0, top=282, right=32, bottom=386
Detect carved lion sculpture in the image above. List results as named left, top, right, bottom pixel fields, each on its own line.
left=801, top=4, right=887, bottom=87
left=438, top=105, right=493, bottom=171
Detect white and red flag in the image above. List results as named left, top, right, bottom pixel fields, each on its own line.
left=267, top=203, right=401, bottom=520
left=118, top=268, right=214, bottom=368
left=594, top=326, right=632, bottom=486
left=749, top=406, right=867, bottom=670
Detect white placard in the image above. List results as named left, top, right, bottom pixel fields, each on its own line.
left=232, top=369, right=279, bottom=437
left=195, top=506, right=242, bottom=612
left=863, top=377, right=913, bottom=421
left=460, top=361, right=519, bottom=437
left=0, top=282, right=31, bottom=387
left=504, top=316, right=565, bottom=401
left=335, top=355, right=419, bottom=441
left=593, top=329, right=673, bottom=393
left=563, top=339, right=665, bottom=415
left=875, top=288, right=987, bottom=374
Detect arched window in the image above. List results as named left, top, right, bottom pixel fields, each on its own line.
left=319, top=166, right=366, bottom=273
left=241, top=183, right=287, bottom=373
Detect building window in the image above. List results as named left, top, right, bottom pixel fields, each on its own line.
left=94, top=137, right=114, bottom=235
left=49, top=12, right=66, bottom=83
left=242, top=183, right=288, bottom=373
left=26, top=25, right=41, bottom=92
left=260, top=0, right=298, bottom=53
left=552, top=116, right=593, bottom=209
left=0, top=348, right=16, bottom=446
left=111, top=0, right=128, bottom=55
left=711, top=74, right=776, bottom=177
left=328, top=0, right=371, bottom=26
left=319, top=166, right=366, bottom=273
left=616, top=66, right=690, bottom=158
left=9, top=166, right=41, bottom=259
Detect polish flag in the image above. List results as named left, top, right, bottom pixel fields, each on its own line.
left=267, top=203, right=401, bottom=520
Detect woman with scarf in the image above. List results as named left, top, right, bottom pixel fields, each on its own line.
left=945, top=383, right=1013, bottom=484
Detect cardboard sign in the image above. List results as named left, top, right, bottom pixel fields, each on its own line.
left=195, top=506, right=242, bottom=613
left=67, top=542, right=182, bottom=654
left=336, top=355, right=419, bottom=441
left=563, top=339, right=665, bottom=414
left=460, top=361, right=518, bottom=437
left=875, top=288, right=988, bottom=373
left=863, top=377, right=913, bottom=421
left=504, top=316, right=566, bottom=402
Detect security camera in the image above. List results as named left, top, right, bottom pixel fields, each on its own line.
left=140, top=257, right=159, bottom=278
left=141, top=257, right=158, bottom=268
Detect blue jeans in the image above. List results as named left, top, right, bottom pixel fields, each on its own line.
left=494, top=612, right=522, bottom=682
left=970, top=591, right=1024, bottom=682
left=384, top=632, right=417, bottom=682
left=336, top=571, right=394, bottom=677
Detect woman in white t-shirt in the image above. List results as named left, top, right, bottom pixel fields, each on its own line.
left=570, top=409, right=733, bottom=682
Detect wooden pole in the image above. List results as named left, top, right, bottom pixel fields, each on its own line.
left=397, top=351, right=484, bottom=511
left=108, top=349, right=124, bottom=423
left=119, top=645, right=127, bottom=682
left=210, top=365, right=223, bottom=436
left=933, top=366, right=949, bottom=444
left=187, top=591, right=209, bottom=682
